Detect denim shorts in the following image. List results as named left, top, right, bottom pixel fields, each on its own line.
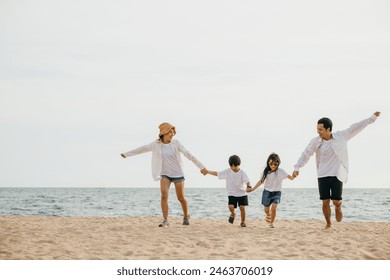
left=261, top=190, right=282, bottom=207
left=161, top=175, right=185, bottom=183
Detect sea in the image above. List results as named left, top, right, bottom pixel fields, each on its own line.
left=0, top=188, right=389, bottom=222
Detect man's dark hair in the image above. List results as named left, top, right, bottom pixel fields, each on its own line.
left=318, top=117, right=333, bottom=131
left=229, top=155, right=241, bottom=167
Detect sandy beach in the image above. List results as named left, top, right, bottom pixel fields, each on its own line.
left=0, top=216, right=389, bottom=260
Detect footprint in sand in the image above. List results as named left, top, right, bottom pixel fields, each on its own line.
left=195, top=241, right=211, bottom=248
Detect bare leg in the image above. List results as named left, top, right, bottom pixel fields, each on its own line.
left=174, top=181, right=189, bottom=219
left=160, top=178, right=171, bottom=221
left=228, top=204, right=235, bottom=221
left=239, top=205, right=246, bottom=223
left=270, top=203, right=278, bottom=224
left=322, top=199, right=332, bottom=229
left=264, top=206, right=271, bottom=223
left=333, top=200, right=343, bottom=222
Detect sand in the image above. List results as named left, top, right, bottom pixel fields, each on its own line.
left=0, top=216, right=389, bottom=260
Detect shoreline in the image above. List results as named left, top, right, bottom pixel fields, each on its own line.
left=1, top=216, right=389, bottom=260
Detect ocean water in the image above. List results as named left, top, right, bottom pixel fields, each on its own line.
left=0, top=188, right=389, bottom=222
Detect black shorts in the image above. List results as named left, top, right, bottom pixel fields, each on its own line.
left=228, top=195, right=248, bottom=208
left=318, top=176, right=343, bottom=200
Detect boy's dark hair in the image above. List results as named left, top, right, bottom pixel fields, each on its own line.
left=228, top=155, right=241, bottom=167
left=318, top=117, right=333, bottom=131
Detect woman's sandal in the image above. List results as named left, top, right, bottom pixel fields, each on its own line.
left=183, top=215, right=190, bottom=225
left=158, top=220, right=169, bottom=227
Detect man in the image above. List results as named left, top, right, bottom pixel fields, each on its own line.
left=292, top=111, right=381, bottom=229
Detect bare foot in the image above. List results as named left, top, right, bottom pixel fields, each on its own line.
left=265, top=215, right=271, bottom=223
left=335, top=206, right=343, bottom=222
left=324, top=223, right=332, bottom=230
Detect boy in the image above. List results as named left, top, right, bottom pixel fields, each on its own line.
left=207, top=155, right=252, bottom=227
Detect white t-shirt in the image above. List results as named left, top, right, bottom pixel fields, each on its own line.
left=218, top=168, right=249, bottom=197
left=261, top=168, right=288, bottom=192
left=317, top=140, right=339, bottom=178
left=161, top=142, right=183, bottom=177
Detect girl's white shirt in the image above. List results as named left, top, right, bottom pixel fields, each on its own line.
left=261, top=168, right=289, bottom=192
left=122, top=139, right=205, bottom=181
left=294, top=114, right=378, bottom=183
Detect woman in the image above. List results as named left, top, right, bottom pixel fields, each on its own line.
left=121, top=122, right=208, bottom=227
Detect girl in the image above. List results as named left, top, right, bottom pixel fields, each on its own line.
left=121, top=122, right=208, bottom=227
left=248, top=153, right=294, bottom=228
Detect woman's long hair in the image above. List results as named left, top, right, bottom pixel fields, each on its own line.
left=261, top=153, right=281, bottom=182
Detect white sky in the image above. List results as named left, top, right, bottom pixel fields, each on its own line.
left=1, top=0, right=389, bottom=188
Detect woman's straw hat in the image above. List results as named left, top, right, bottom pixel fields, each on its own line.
left=158, top=122, right=176, bottom=136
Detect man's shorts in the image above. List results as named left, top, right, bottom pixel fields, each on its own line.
left=261, top=190, right=282, bottom=207
left=318, top=176, right=343, bottom=200
left=228, top=195, right=248, bottom=208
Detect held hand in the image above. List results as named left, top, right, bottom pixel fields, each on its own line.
left=374, top=111, right=381, bottom=117
left=292, top=171, right=299, bottom=178
left=200, top=168, right=208, bottom=175
left=246, top=188, right=252, bottom=193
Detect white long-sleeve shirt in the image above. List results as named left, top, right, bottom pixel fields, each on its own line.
left=294, top=114, right=378, bottom=183
left=122, top=139, right=205, bottom=181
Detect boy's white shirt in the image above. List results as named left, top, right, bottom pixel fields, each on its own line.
left=294, top=114, right=378, bottom=183
left=261, top=168, right=289, bottom=192
left=122, top=139, right=205, bottom=181
left=218, top=168, right=250, bottom=197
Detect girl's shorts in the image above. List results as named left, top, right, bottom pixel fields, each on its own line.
left=261, top=190, right=282, bottom=207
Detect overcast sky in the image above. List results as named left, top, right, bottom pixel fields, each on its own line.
left=1, top=0, right=389, bottom=189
